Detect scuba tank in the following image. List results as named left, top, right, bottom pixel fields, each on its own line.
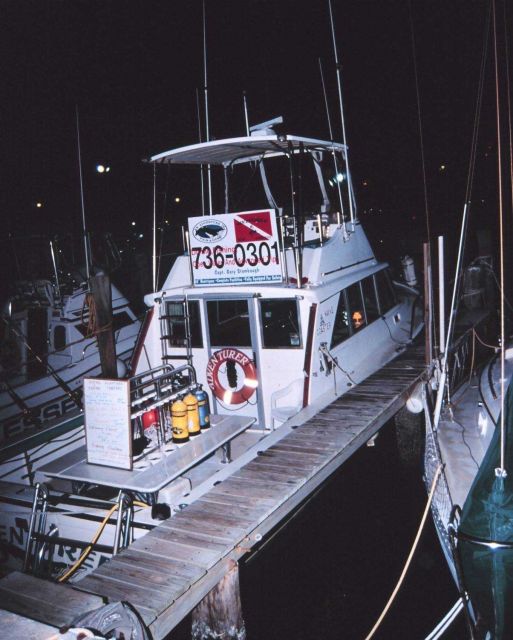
left=194, top=385, right=211, bottom=430
left=184, top=392, right=201, bottom=437
left=171, top=397, right=189, bottom=443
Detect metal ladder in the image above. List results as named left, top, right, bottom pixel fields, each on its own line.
left=23, top=483, right=136, bottom=579
left=159, top=296, right=193, bottom=368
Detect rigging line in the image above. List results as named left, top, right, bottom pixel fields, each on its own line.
left=75, top=106, right=91, bottom=282
left=408, top=1, right=431, bottom=245
left=363, top=465, right=443, bottom=640
left=492, top=0, right=506, bottom=473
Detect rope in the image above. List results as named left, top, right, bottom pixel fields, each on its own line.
left=472, top=327, right=499, bottom=351
left=363, top=465, right=443, bottom=640
left=57, top=500, right=148, bottom=583
left=83, top=293, right=113, bottom=338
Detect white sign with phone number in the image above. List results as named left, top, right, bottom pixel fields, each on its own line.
left=188, top=209, right=283, bottom=286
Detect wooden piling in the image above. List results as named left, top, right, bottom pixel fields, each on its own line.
left=191, top=560, right=246, bottom=640
left=90, top=273, right=118, bottom=379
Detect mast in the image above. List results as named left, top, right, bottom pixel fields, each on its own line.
left=327, top=0, right=355, bottom=224
left=492, top=0, right=506, bottom=475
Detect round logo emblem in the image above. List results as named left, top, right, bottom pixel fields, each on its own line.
left=192, top=219, right=228, bottom=243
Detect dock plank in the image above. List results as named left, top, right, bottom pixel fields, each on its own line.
left=114, top=548, right=206, bottom=582
left=128, top=533, right=221, bottom=567
left=75, top=573, right=160, bottom=623
left=0, top=571, right=103, bottom=628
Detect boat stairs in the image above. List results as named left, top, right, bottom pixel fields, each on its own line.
left=0, top=345, right=426, bottom=639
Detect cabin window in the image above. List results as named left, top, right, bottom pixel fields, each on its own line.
left=207, top=300, right=251, bottom=347
left=361, top=276, right=380, bottom=324
left=54, top=325, right=66, bottom=350
left=260, top=299, right=301, bottom=348
left=375, top=269, right=397, bottom=314
left=346, top=282, right=366, bottom=333
left=331, top=291, right=351, bottom=348
left=166, top=300, right=202, bottom=348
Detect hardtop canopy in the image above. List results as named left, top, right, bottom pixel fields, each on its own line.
left=149, top=135, right=347, bottom=168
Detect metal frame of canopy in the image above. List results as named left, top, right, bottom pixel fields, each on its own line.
left=148, top=135, right=347, bottom=167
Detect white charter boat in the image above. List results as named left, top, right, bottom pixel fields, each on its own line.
left=0, top=122, right=423, bottom=581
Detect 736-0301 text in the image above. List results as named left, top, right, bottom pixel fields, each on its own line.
left=192, top=241, right=280, bottom=269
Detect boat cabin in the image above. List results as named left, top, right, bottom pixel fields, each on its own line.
left=133, top=127, right=422, bottom=430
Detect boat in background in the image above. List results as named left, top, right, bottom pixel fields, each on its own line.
left=422, top=3, right=513, bottom=636
left=0, top=232, right=142, bottom=487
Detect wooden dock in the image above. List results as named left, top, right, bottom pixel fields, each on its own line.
left=0, top=346, right=426, bottom=638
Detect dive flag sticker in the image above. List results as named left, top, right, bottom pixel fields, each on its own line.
left=234, top=211, right=273, bottom=243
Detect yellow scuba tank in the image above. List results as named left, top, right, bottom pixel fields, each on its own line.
left=184, top=392, right=201, bottom=437
left=171, top=397, right=189, bottom=443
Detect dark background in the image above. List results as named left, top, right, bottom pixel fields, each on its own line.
left=1, top=3, right=508, bottom=637
left=1, top=0, right=506, bottom=296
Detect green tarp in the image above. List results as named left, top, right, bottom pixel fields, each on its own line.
left=459, top=378, right=513, bottom=639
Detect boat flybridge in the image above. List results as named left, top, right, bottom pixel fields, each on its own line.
left=134, top=123, right=423, bottom=435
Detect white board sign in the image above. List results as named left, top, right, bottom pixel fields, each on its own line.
left=188, top=209, right=283, bottom=286
left=84, top=378, right=132, bottom=470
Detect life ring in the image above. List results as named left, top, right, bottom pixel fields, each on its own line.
left=206, top=348, right=258, bottom=405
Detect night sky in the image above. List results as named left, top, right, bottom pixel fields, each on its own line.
left=1, top=0, right=507, bottom=292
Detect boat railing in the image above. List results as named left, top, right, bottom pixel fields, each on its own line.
left=129, top=363, right=196, bottom=420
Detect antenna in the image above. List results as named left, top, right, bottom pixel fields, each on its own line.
left=327, top=0, right=355, bottom=224
left=196, top=88, right=206, bottom=215
left=243, top=91, right=250, bottom=135
left=152, top=164, right=157, bottom=292
left=75, top=106, right=91, bottom=281
left=203, top=0, right=213, bottom=215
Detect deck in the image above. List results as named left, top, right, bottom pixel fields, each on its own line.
left=0, top=345, right=426, bottom=638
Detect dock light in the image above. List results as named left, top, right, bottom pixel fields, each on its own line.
left=96, top=164, right=111, bottom=173
left=36, top=201, right=43, bottom=208
left=131, top=221, right=136, bottom=226
left=174, top=196, right=181, bottom=203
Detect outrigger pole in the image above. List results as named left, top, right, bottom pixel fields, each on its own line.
left=203, top=0, right=213, bottom=215
left=319, top=57, right=346, bottom=233
left=328, top=0, right=355, bottom=224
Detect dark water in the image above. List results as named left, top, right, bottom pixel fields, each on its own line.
left=172, top=419, right=466, bottom=640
